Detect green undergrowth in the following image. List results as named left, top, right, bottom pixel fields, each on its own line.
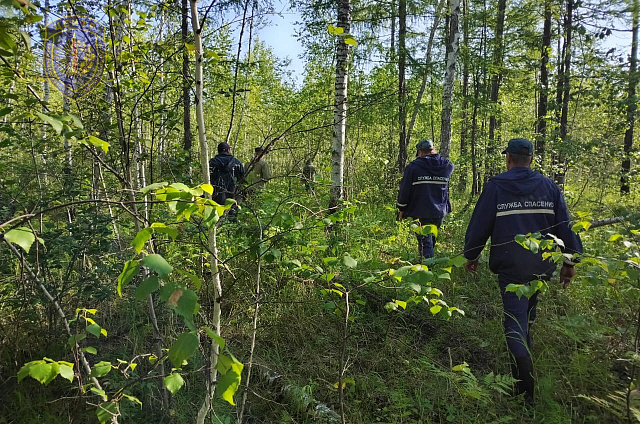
left=1, top=181, right=637, bottom=424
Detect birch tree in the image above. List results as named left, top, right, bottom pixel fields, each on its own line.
left=329, top=0, right=352, bottom=211
left=622, top=0, right=638, bottom=194
left=439, top=0, right=461, bottom=159
left=189, top=2, right=224, bottom=423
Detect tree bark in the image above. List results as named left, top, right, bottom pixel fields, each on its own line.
left=225, top=0, right=250, bottom=145
left=459, top=0, right=469, bottom=189
left=397, top=0, right=408, bottom=173
left=554, top=0, right=573, bottom=186
left=329, top=0, right=351, bottom=211
left=190, top=2, right=223, bottom=423
left=182, top=0, right=192, bottom=168
left=535, top=0, right=552, bottom=165
left=486, top=0, right=506, bottom=177
left=406, top=0, right=446, bottom=151
left=622, top=0, right=639, bottom=194
left=439, top=0, right=461, bottom=159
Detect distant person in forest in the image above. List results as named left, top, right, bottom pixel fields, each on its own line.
left=245, top=146, right=271, bottom=194
left=302, top=158, right=316, bottom=192
left=463, top=137, right=583, bottom=404
left=396, top=139, right=454, bottom=259
left=210, top=142, right=244, bottom=207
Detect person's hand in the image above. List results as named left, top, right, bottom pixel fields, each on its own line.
left=465, top=259, right=478, bottom=274
left=560, top=264, right=576, bottom=288
left=397, top=210, right=404, bottom=221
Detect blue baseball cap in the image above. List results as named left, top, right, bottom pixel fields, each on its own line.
left=416, top=139, right=434, bottom=151
left=502, top=138, right=533, bottom=156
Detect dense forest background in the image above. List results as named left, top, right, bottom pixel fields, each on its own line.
left=1, top=0, right=639, bottom=423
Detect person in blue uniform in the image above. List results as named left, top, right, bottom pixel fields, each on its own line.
left=397, top=139, right=455, bottom=259
left=463, top=137, right=583, bottom=403
left=210, top=142, right=244, bottom=206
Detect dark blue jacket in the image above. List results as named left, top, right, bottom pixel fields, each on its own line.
left=210, top=153, right=244, bottom=204
left=397, top=154, right=454, bottom=221
left=464, top=167, right=583, bottom=279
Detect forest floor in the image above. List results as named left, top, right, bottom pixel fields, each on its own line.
left=2, top=181, right=638, bottom=424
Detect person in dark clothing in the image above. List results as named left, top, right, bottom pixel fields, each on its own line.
left=209, top=142, right=244, bottom=206
left=463, top=137, right=583, bottom=404
left=397, top=139, right=455, bottom=259
left=302, top=159, right=316, bottom=192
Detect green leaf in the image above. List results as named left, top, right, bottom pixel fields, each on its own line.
left=135, top=276, right=160, bottom=300
left=122, top=393, right=142, bottom=407
left=68, top=113, right=83, bottom=129
left=169, top=287, right=198, bottom=321
left=215, top=353, right=244, bottom=405
left=448, top=255, right=467, bottom=268
left=87, top=135, right=109, bottom=153
left=164, top=372, right=185, bottom=395
left=87, top=324, right=105, bottom=338
left=4, top=227, right=36, bottom=253
left=91, top=361, right=112, bottom=378
left=18, top=362, right=36, bottom=382
left=343, top=35, right=357, bottom=46
left=429, top=305, right=442, bottom=315
left=204, top=327, right=226, bottom=350
left=327, top=24, right=344, bottom=35
left=184, top=42, right=195, bottom=53
left=200, top=183, right=213, bottom=195
left=177, top=270, right=202, bottom=290
left=141, top=254, right=173, bottom=278
left=29, top=362, right=58, bottom=385
left=58, top=363, right=74, bottom=383
left=36, top=112, right=63, bottom=135
left=151, top=222, right=178, bottom=240
left=609, top=233, right=622, bottom=242
left=90, top=387, right=106, bottom=397
left=168, top=332, right=199, bottom=368
left=117, top=260, right=140, bottom=296
left=132, top=228, right=152, bottom=254
left=394, top=299, right=407, bottom=310
left=141, top=181, right=168, bottom=194
left=96, top=402, right=118, bottom=424
left=83, top=346, right=98, bottom=355
left=342, top=254, right=357, bottom=268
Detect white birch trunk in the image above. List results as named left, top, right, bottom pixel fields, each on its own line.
left=439, top=0, right=461, bottom=159
left=329, top=0, right=351, bottom=210
left=190, top=2, right=223, bottom=423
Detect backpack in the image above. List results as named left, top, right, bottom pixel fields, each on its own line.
left=211, top=158, right=237, bottom=195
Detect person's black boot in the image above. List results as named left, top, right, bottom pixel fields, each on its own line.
left=514, top=356, right=535, bottom=405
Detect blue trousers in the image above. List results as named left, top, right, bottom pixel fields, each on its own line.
left=498, top=276, right=540, bottom=359
left=416, top=233, right=435, bottom=259
left=415, top=218, right=443, bottom=259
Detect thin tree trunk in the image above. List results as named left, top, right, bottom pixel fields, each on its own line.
left=459, top=0, right=469, bottom=189
left=233, top=0, right=257, bottom=150
left=486, top=0, right=506, bottom=177
left=406, top=0, right=446, bottom=150
left=182, top=0, right=192, bottom=174
left=238, top=209, right=262, bottom=424
left=329, top=0, right=352, bottom=211
left=622, top=0, right=639, bottom=194
left=225, top=0, right=250, bottom=145
left=390, top=0, right=396, bottom=59
left=190, top=2, right=223, bottom=423
left=439, top=0, right=461, bottom=159
left=471, top=72, right=481, bottom=195
left=554, top=0, right=572, bottom=186
left=397, top=0, right=407, bottom=173
left=536, top=0, right=552, bottom=168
